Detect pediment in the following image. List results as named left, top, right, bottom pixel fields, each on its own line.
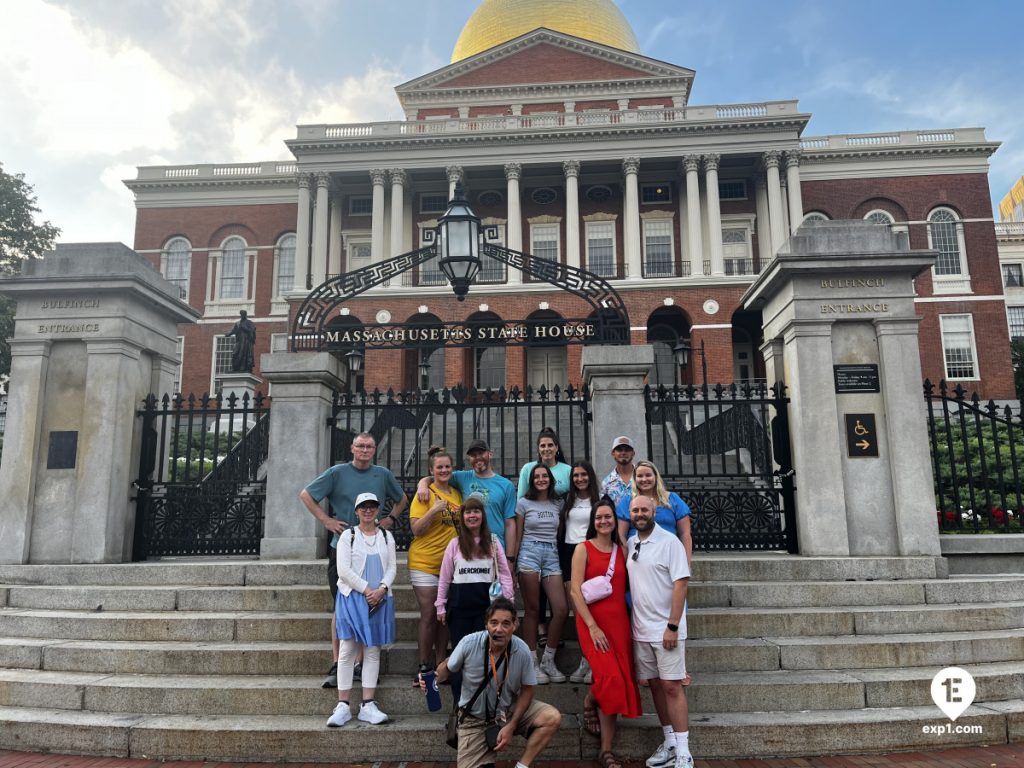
left=397, top=29, right=695, bottom=97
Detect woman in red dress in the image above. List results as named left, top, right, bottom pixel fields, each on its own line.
left=570, top=496, right=642, bottom=768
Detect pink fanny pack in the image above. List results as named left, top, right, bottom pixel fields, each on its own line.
left=579, top=543, right=617, bottom=604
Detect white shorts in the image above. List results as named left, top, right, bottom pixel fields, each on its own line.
left=633, top=639, right=687, bottom=681
left=409, top=569, right=440, bottom=588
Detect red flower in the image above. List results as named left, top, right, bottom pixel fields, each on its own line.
left=992, top=508, right=1006, bottom=523
left=944, top=510, right=956, bottom=522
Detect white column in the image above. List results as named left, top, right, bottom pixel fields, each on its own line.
left=311, top=172, right=330, bottom=285
left=370, top=169, right=387, bottom=263
left=446, top=165, right=463, bottom=200
left=785, top=150, right=805, bottom=234
left=505, top=162, right=522, bottom=285
left=389, top=169, right=407, bottom=258
left=703, top=154, right=724, bottom=277
left=764, top=151, right=786, bottom=256
left=779, top=174, right=791, bottom=237
left=623, top=157, right=641, bottom=279
left=294, top=174, right=312, bottom=291
left=328, top=195, right=343, bottom=277
left=683, top=155, right=703, bottom=278
left=563, top=159, right=581, bottom=269
left=754, top=174, right=772, bottom=269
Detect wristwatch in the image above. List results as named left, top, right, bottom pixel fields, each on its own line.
left=666, top=623, right=679, bottom=632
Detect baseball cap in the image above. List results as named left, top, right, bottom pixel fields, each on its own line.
left=466, top=439, right=490, bottom=454
left=611, top=436, right=635, bottom=451
left=354, top=492, right=380, bottom=508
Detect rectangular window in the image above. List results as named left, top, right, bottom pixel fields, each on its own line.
left=420, top=193, right=447, bottom=214
left=722, top=227, right=752, bottom=275
left=1009, top=307, right=1024, bottom=339
left=586, top=221, right=616, bottom=277
left=643, top=219, right=674, bottom=277
left=479, top=225, right=506, bottom=283
left=531, top=223, right=560, bottom=262
left=164, top=253, right=190, bottom=300
left=418, top=229, right=445, bottom=285
left=940, top=314, right=978, bottom=379
left=219, top=247, right=245, bottom=299
left=172, top=337, right=184, bottom=394
left=277, top=241, right=295, bottom=294
left=641, top=183, right=672, bottom=204
left=1003, top=264, right=1023, bottom=288
left=212, top=335, right=235, bottom=393
left=349, top=196, right=372, bottom=216
left=718, top=180, right=747, bottom=200
left=348, top=241, right=372, bottom=272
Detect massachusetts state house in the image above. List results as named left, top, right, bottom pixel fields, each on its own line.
left=126, top=0, right=1014, bottom=400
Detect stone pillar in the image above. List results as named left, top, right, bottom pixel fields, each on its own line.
left=563, top=160, right=581, bottom=269
left=446, top=165, right=463, bottom=201
left=0, top=243, right=199, bottom=564
left=370, top=169, right=387, bottom=263
left=785, top=151, right=804, bottom=234
left=764, top=151, right=786, bottom=256
left=389, top=169, right=407, bottom=259
left=311, top=172, right=330, bottom=285
left=754, top=175, right=772, bottom=270
left=683, top=155, right=703, bottom=278
left=582, top=345, right=654, bottom=465
left=743, top=221, right=941, bottom=557
left=704, top=154, right=724, bottom=276
left=622, top=157, right=642, bottom=279
left=505, top=163, right=523, bottom=285
left=260, top=351, right=346, bottom=559
left=294, top=173, right=312, bottom=291
left=328, top=195, right=343, bottom=277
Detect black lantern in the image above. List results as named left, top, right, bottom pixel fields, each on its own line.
left=345, top=348, right=364, bottom=374
left=673, top=339, right=691, bottom=368
left=436, top=182, right=481, bottom=301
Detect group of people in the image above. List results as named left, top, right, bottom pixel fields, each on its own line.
left=299, top=429, right=695, bottom=768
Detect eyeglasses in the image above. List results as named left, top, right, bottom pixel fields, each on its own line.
left=632, top=541, right=643, bottom=561
left=353, top=443, right=375, bottom=450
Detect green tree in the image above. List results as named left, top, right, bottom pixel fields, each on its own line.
left=1013, top=338, right=1024, bottom=402
left=1, top=162, right=60, bottom=379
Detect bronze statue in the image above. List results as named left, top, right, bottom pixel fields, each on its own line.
left=227, top=310, right=256, bottom=372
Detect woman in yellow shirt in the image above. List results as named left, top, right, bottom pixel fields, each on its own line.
left=408, top=445, right=461, bottom=678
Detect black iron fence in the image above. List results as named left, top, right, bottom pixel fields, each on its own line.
left=645, top=382, right=796, bottom=552
left=330, top=384, right=591, bottom=550
left=133, top=392, right=270, bottom=559
left=925, top=379, right=1024, bottom=532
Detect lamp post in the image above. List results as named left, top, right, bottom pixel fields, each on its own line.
left=436, top=182, right=482, bottom=301
left=418, top=351, right=432, bottom=390
left=674, top=337, right=708, bottom=392
left=344, top=348, right=363, bottom=393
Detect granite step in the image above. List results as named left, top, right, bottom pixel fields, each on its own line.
left=0, top=701, right=1018, bottom=761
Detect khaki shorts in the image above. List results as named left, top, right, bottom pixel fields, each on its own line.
left=633, top=639, right=687, bottom=681
left=457, top=699, right=559, bottom=768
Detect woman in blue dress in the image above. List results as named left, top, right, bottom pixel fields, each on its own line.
left=326, top=492, right=396, bottom=728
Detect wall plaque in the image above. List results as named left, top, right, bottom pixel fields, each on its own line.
left=844, top=414, right=879, bottom=458
left=834, top=364, right=880, bottom=393
left=47, top=431, right=78, bottom=469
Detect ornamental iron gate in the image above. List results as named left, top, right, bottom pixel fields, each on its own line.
left=645, top=382, right=797, bottom=552
left=329, top=384, right=591, bottom=550
left=926, top=379, right=1024, bottom=532
left=132, top=392, right=269, bottom=559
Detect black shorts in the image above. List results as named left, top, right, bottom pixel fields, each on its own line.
left=327, top=546, right=338, bottom=600
left=558, top=541, right=578, bottom=581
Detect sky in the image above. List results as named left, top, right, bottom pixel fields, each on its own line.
left=2, top=0, right=1023, bottom=245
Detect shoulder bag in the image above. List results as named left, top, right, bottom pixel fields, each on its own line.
left=579, top=542, right=617, bottom=604
left=488, top=534, right=503, bottom=601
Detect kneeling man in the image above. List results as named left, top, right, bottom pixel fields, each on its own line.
left=432, top=597, right=561, bottom=768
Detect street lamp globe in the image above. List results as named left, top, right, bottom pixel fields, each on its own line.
left=436, top=182, right=482, bottom=301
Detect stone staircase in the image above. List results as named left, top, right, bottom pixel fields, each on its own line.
left=1, top=556, right=1023, bottom=762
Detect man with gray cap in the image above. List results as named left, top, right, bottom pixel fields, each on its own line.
left=417, top=438, right=518, bottom=560
left=601, top=435, right=636, bottom=504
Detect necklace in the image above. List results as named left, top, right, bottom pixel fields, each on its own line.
left=360, top=529, right=378, bottom=548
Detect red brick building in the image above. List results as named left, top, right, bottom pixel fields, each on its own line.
left=125, top=1, right=1013, bottom=400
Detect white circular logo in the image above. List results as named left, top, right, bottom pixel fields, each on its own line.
left=703, top=299, right=720, bottom=315
left=375, top=309, right=392, bottom=324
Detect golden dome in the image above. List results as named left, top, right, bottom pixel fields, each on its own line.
left=451, top=0, right=641, bottom=63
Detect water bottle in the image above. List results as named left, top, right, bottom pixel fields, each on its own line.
left=422, top=670, right=442, bottom=712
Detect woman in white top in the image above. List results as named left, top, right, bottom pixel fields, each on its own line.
left=327, top=492, right=396, bottom=728
left=560, top=460, right=601, bottom=684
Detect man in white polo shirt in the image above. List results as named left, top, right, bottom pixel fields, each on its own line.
left=625, top=494, right=693, bottom=768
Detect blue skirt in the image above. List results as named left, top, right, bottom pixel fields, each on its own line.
left=335, top=553, right=395, bottom=647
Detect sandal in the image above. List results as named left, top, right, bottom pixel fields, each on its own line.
left=597, top=751, right=622, bottom=768
left=582, top=692, right=601, bottom=737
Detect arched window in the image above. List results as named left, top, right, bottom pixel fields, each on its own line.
left=802, top=212, right=829, bottom=224
left=162, top=237, right=191, bottom=299
left=928, top=208, right=965, bottom=276
left=275, top=234, right=296, bottom=295
left=864, top=210, right=894, bottom=226
left=219, top=236, right=246, bottom=299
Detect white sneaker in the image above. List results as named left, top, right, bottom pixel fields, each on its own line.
left=358, top=700, right=388, bottom=724
left=326, top=702, right=351, bottom=727
left=533, top=657, right=550, bottom=685
left=538, top=655, right=566, bottom=683
left=673, top=753, right=694, bottom=768
left=569, top=657, right=591, bottom=684
left=646, top=741, right=675, bottom=768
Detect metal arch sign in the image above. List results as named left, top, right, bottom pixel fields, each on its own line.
left=290, top=234, right=631, bottom=352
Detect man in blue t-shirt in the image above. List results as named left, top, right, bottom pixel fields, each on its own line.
left=300, top=432, right=407, bottom=688
left=416, top=438, right=518, bottom=561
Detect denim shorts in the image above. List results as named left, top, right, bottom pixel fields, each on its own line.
left=517, top=539, right=561, bottom=578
